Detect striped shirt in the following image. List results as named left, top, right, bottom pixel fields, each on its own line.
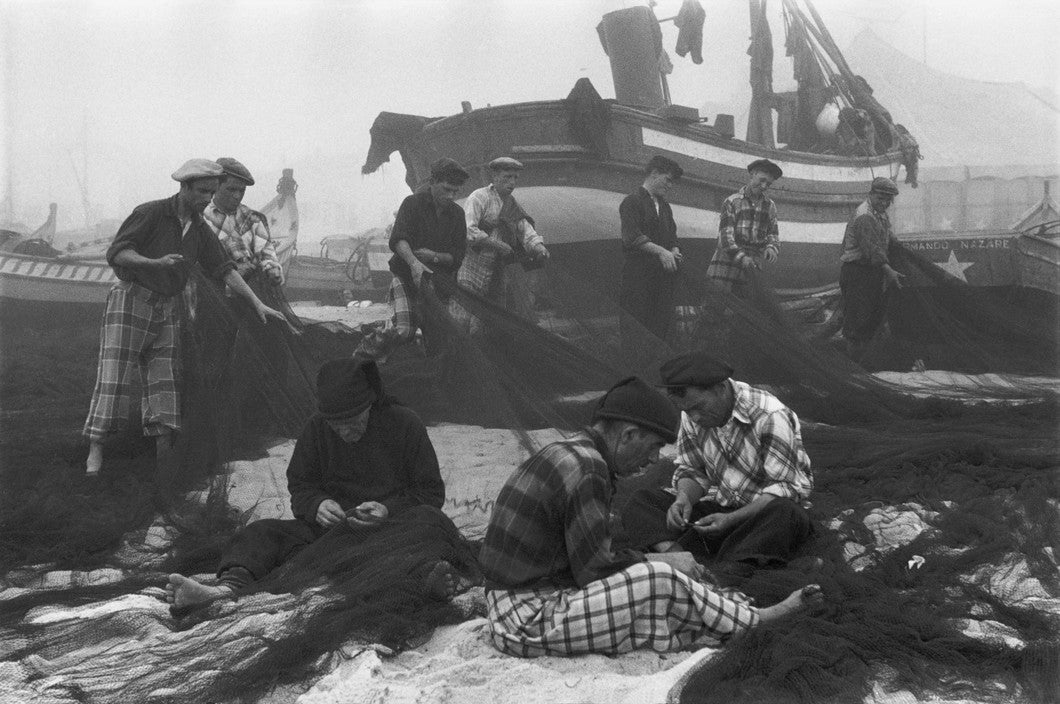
left=672, top=380, right=812, bottom=507
left=479, top=429, right=644, bottom=591
left=717, top=185, right=779, bottom=266
left=202, top=202, right=281, bottom=280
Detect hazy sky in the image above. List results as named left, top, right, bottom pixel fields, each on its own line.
left=2, top=0, right=1057, bottom=243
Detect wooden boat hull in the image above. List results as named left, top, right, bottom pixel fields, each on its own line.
left=1015, top=233, right=1060, bottom=296
left=0, top=252, right=115, bottom=319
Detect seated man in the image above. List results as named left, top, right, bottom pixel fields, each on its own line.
left=621, top=351, right=814, bottom=575
left=166, top=359, right=466, bottom=610
left=478, top=376, right=822, bottom=657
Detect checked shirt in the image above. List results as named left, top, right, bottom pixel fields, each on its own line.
left=672, top=380, right=813, bottom=507
left=706, top=185, right=779, bottom=288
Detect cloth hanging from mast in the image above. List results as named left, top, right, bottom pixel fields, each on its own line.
left=783, top=2, right=830, bottom=149
left=674, top=0, right=706, bottom=64
left=746, top=0, right=776, bottom=148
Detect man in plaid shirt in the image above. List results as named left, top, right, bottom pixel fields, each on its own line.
left=706, top=159, right=783, bottom=296
left=622, top=351, right=814, bottom=574
left=480, top=376, right=822, bottom=657
left=202, top=157, right=284, bottom=287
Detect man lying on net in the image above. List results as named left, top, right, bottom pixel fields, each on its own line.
left=621, top=351, right=815, bottom=579
left=166, top=359, right=465, bottom=611
left=478, top=376, right=822, bottom=657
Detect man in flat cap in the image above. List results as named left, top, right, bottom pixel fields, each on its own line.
left=355, top=157, right=470, bottom=361
left=449, top=156, right=550, bottom=335
left=839, top=176, right=904, bottom=363
left=480, top=376, right=822, bottom=657
left=167, top=358, right=474, bottom=611
left=619, top=155, right=685, bottom=349
left=83, top=159, right=287, bottom=477
left=706, top=158, right=783, bottom=296
left=621, top=351, right=814, bottom=577
left=202, top=157, right=284, bottom=287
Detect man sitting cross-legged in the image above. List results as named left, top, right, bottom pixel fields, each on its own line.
left=478, top=376, right=822, bottom=657
left=166, top=358, right=468, bottom=611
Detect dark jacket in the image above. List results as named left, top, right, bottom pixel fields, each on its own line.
left=388, top=190, right=467, bottom=290
left=619, top=187, right=678, bottom=264
left=106, top=195, right=235, bottom=297
left=286, top=403, right=445, bottom=523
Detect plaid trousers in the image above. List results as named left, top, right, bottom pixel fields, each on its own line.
left=83, top=281, right=183, bottom=440
left=355, top=275, right=424, bottom=359
left=485, top=561, right=759, bottom=657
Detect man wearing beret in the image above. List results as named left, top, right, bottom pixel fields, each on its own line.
left=619, top=154, right=685, bottom=348
left=83, top=159, right=287, bottom=477
left=706, top=158, right=783, bottom=296
left=449, top=156, right=549, bottom=335
left=839, top=176, right=905, bottom=363
left=479, top=376, right=822, bottom=657
left=621, top=351, right=814, bottom=576
left=202, top=157, right=284, bottom=287
left=167, top=358, right=471, bottom=610
left=355, top=157, right=470, bottom=360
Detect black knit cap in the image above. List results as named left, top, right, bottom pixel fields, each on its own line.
left=747, top=158, right=783, bottom=180
left=592, top=376, right=680, bottom=444
left=658, top=351, right=734, bottom=389
left=316, top=359, right=378, bottom=419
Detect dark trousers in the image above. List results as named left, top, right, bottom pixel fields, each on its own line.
left=840, top=261, right=888, bottom=342
left=216, top=505, right=464, bottom=590
left=619, top=260, right=678, bottom=345
left=621, top=488, right=812, bottom=567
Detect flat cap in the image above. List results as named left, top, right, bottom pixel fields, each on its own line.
left=429, top=157, right=470, bottom=184
left=592, top=376, right=680, bottom=444
left=488, top=156, right=524, bottom=171
left=171, top=158, right=224, bottom=182
left=747, top=158, right=783, bottom=180
left=870, top=176, right=899, bottom=196
left=215, top=157, right=255, bottom=185
left=658, top=351, right=733, bottom=388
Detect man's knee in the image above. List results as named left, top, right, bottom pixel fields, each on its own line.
left=761, top=499, right=812, bottom=533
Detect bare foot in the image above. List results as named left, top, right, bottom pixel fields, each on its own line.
left=757, top=584, right=824, bottom=625
left=85, top=441, right=103, bottom=477
left=165, top=573, right=233, bottom=610
left=423, top=561, right=458, bottom=602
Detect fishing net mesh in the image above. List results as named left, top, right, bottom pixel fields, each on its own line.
left=0, top=240, right=1057, bottom=703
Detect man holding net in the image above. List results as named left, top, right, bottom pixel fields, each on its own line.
left=621, top=351, right=814, bottom=577
left=354, top=157, right=469, bottom=361
left=83, top=159, right=287, bottom=477
left=479, top=376, right=821, bottom=657
left=449, top=156, right=550, bottom=335
left=166, top=358, right=466, bottom=611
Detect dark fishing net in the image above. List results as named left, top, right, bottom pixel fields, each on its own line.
left=1, top=238, right=1057, bottom=703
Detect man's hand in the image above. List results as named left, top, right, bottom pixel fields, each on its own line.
left=658, top=248, right=678, bottom=272
left=666, top=496, right=694, bottom=531
left=764, top=247, right=778, bottom=264
left=316, top=499, right=346, bottom=528
left=487, top=240, right=514, bottom=258
left=346, top=501, right=388, bottom=527
left=645, top=551, right=706, bottom=581
left=739, top=255, right=759, bottom=271
left=531, top=244, right=550, bottom=261
left=691, top=512, right=737, bottom=536
left=253, top=303, right=288, bottom=325
left=884, top=267, right=905, bottom=289
left=410, top=261, right=433, bottom=289
left=413, top=248, right=440, bottom=265
left=671, top=247, right=683, bottom=264
left=155, top=254, right=185, bottom=268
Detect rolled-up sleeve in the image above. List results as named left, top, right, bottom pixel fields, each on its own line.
left=106, top=206, right=154, bottom=266
left=464, top=190, right=491, bottom=244
left=671, top=416, right=713, bottom=496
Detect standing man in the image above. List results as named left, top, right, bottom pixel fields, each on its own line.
left=621, top=351, right=814, bottom=576
left=618, top=155, right=685, bottom=347
left=355, top=158, right=469, bottom=361
left=706, top=159, right=783, bottom=296
left=479, top=376, right=823, bottom=657
left=166, top=359, right=471, bottom=610
left=202, top=157, right=284, bottom=287
left=83, top=159, right=287, bottom=476
left=839, top=176, right=904, bottom=363
left=449, top=157, right=549, bottom=334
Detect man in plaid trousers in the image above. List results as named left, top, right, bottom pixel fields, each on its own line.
left=706, top=158, right=783, bottom=297
left=479, top=376, right=822, bottom=657
left=83, top=159, right=287, bottom=476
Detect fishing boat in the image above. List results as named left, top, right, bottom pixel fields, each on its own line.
left=362, top=0, right=919, bottom=302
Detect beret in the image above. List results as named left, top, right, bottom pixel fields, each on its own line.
left=747, top=158, right=783, bottom=180
left=870, top=176, right=899, bottom=196
left=658, top=351, right=733, bottom=388
left=171, top=158, right=224, bottom=182
left=488, top=156, right=524, bottom=171
left=215, top=157, right=255, bottom=185
left=592, top=376, right=680, bottom=444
